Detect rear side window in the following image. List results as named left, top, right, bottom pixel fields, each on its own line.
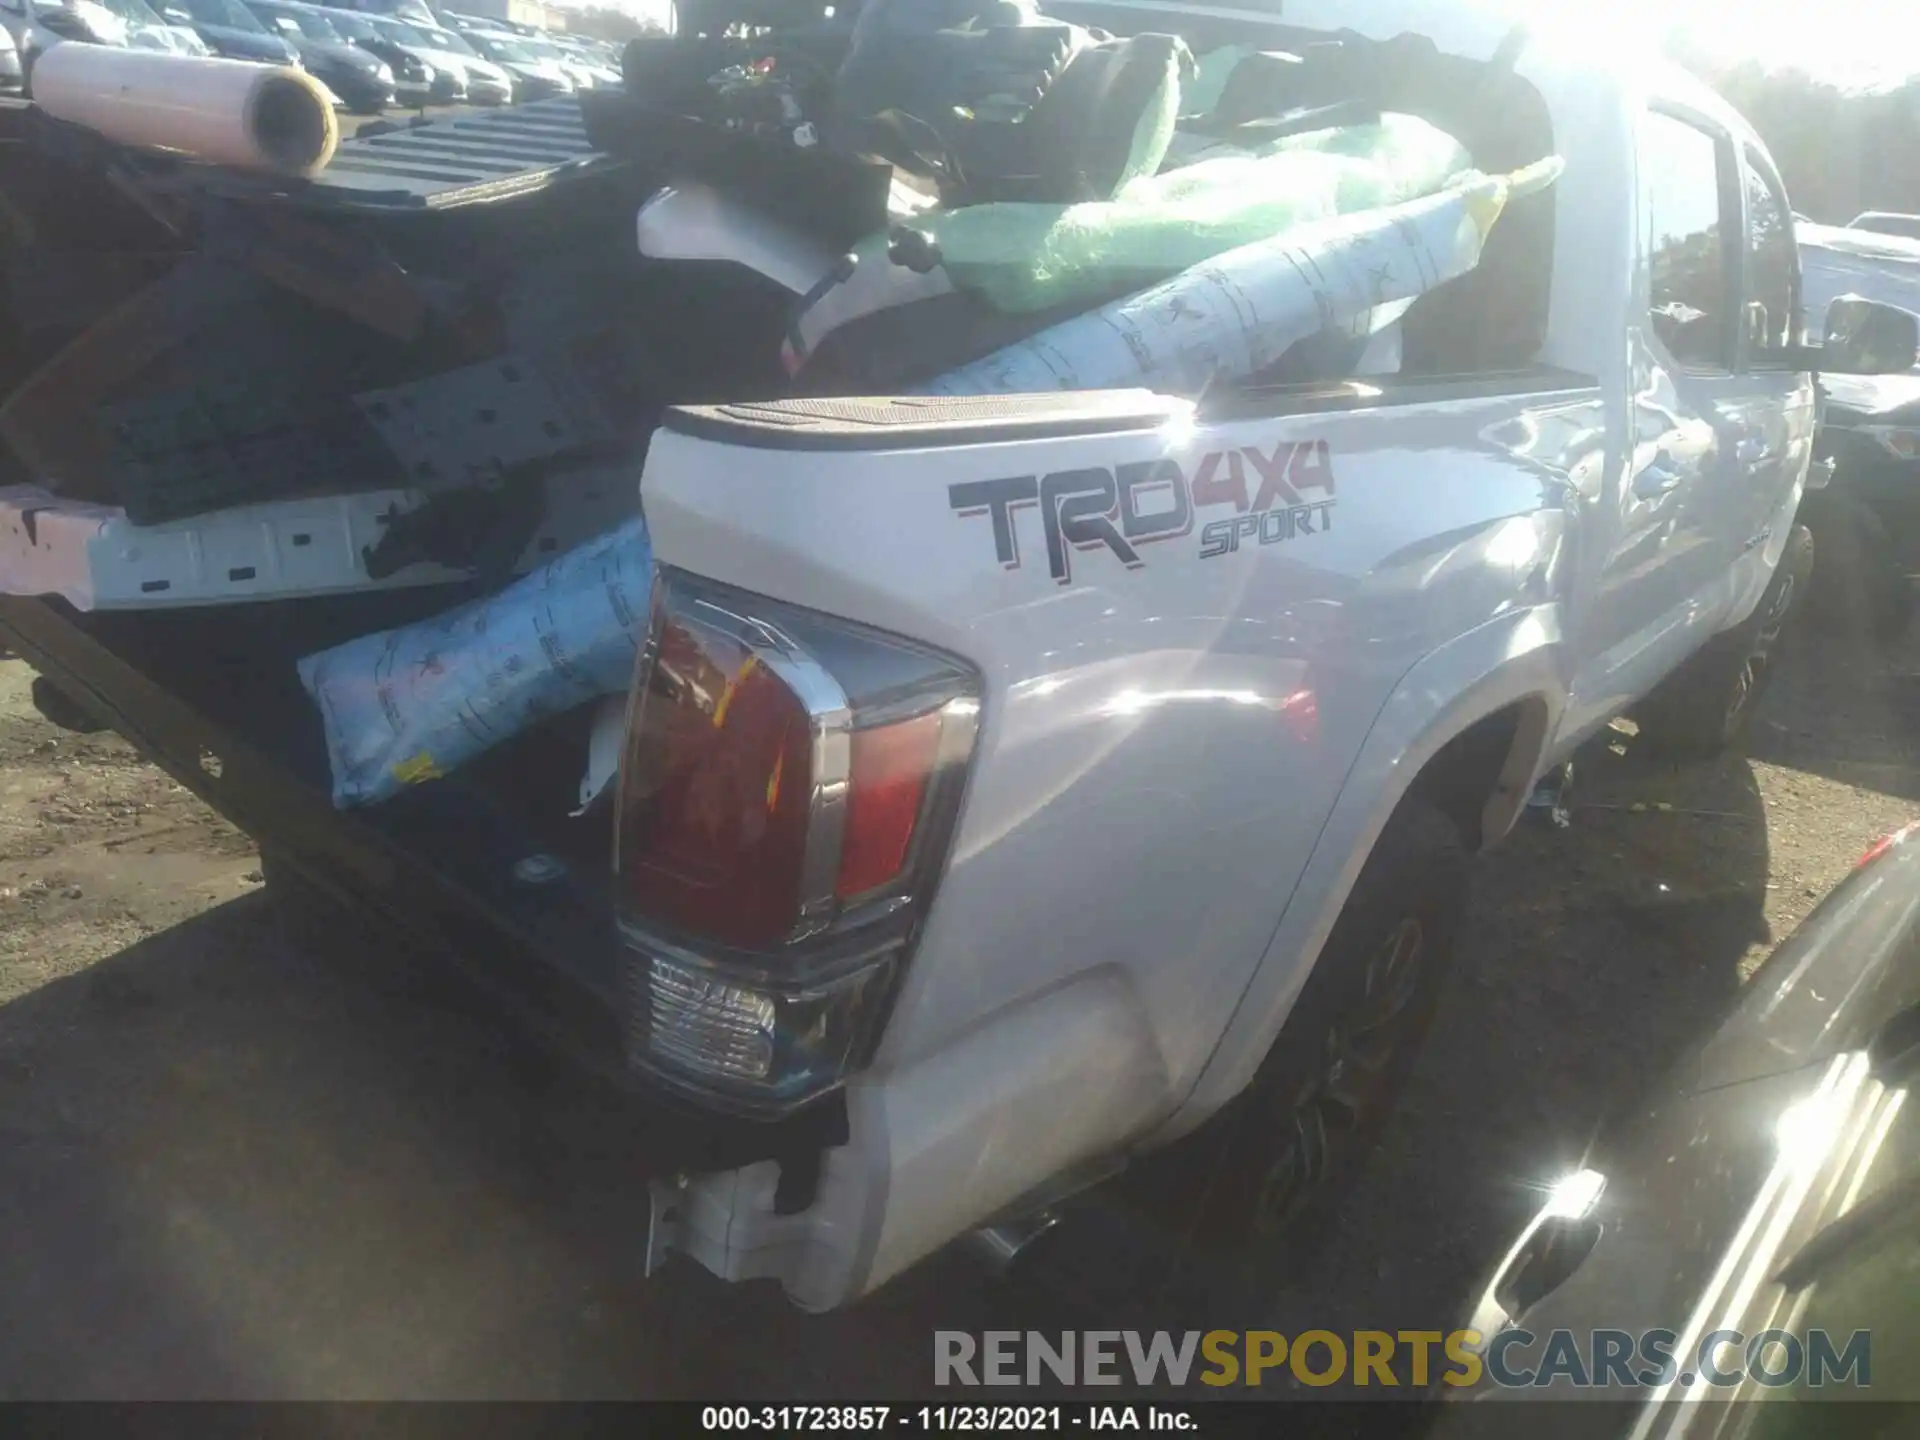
left=1742, top=147, right=1798, bottom=363
left=1645, top=111, right=1732, bottom=371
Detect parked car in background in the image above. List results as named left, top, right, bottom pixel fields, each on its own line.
left=357, top=13, right=474, bottom=101
left=317, top=5, right=455, bottom=100
left=4, top=0, right=130, bottom=67
left=1434, top=820, right=1920, bottom=1419
left=439, top=8, right=538, bottom=38
left=1800, top=219, right=1920, bottom=329
left=134, top=9, right=212, bottom=52
left=456, top=26, right=571, bottom=99
left=1807, top=373, right=1920, bottom=638
left=158, top=0, right=298, bottom=64
left=113, top=0, right=213, bottom=54
left=517, top=32, right=606, bottom=89
left=403, top=19, right=514, bottom=103
left=312, top=4, right=436, bottom=105
left=1850, top=211, right=1920, bottom=243
left=450, top=20, right=598, bottom=90
left=3, top=0, right=209, bottom=88
left=545, top=33, right=621, bottom=85
left=325, top=0, right=431, bottom=22
left=245, top=0, right=393, bottom=112
left=1797, top=220, right=1920, bottom=639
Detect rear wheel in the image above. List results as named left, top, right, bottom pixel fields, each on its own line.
left=1635, top=523, right=1814, bottom=760
left=1122, top=798, right=1466, bottom=1271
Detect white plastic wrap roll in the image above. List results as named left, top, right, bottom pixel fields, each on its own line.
left=31, top=44, right=339, bottom=179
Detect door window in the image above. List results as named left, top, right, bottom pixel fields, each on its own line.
left=1742, top=148, right=1799, bottom=364
left=1645, top=111, right=1734, bottom=371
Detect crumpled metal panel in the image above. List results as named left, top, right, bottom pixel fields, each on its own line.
left=354, top=348, right=619, bottom=487
left=252, top=99, right=606, bottom=211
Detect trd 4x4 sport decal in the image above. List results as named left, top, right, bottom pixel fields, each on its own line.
left=948, top=439, right=1335, bottom=585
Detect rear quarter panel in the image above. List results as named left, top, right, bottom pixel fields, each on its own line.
left=641, top=385, right=1601, bottom=1112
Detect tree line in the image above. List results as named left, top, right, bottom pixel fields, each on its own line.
left=562, top=4, right=666, bottom=44
left=1678, top=41, right=1920, bottom=223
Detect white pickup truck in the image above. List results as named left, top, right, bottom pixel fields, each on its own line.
left=1, top=0, right=1915, bottom=1315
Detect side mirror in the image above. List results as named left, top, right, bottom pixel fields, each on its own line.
left=1819, top=296, right=1920, bottom=375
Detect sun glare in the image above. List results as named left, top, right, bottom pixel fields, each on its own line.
left=1522, top=0, right=1920, bottom=89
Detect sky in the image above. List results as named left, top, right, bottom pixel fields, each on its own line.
left=1667, top=0, right=1919, bottom=88
left=1517, top=0, right=1919, bottom=90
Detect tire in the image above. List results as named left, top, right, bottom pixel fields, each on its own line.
left=1806, top=493, right=1913, bottom=641
left=1121, top=798, right=1467, bottom=1271
left=1634, top=522, right=1815, bottom=761
left=29, top=675, right=108, bottom=735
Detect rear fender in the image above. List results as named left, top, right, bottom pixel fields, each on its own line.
left=1162, top=604, right=1567, bottom=1138
left=641, top=389, right=1585, bottom=1106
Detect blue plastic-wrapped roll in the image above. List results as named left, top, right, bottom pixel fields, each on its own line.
left=298, top=515, right=652, bottom=808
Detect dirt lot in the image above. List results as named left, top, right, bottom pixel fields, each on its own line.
left=0, top=619, right=1916, bottom=1399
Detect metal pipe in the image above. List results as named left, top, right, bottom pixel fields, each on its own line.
left=962, top=1213, right=1061, bottom=1277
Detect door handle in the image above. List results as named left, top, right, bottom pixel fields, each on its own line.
left=1632, top=454, right=1683, bottom=500
left=1493, top=1216, right=1604, bottom=1322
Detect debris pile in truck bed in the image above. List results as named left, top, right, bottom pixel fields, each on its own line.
left=0, top=97, right=711, bottom=543
left=0, top=5, right=1563, bottom=808
left=917, top=155, right=1562, bottom=396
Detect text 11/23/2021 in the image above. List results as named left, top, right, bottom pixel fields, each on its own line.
left=701, top=1407, right=1198, bottom=1432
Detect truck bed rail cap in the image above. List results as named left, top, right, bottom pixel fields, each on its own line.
left=663, top=390, right=1185, bottom=451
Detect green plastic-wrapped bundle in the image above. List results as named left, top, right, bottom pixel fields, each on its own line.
left=888, top=113, right=1472, bottom=315
left=1110, top=37, right=1186, bottom=195
left=1181, top=42, right=1256, bottom=118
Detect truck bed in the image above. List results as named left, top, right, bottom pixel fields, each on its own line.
left=0, top=589, right=848, bottom=1174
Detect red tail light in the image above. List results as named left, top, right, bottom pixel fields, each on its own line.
left=1857, top=821, right=1920, bottom=870
left=614, top=570, right=979, bottom=1114
left=621, top=627, right=818, bottom=950
left=838, top=711, right=943, bottom=901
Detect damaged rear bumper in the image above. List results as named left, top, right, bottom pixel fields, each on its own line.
left=647, top=968, right=1167, bottom=1311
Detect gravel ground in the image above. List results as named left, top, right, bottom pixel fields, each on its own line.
left=0, top=615, right=1915, bottom=1400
